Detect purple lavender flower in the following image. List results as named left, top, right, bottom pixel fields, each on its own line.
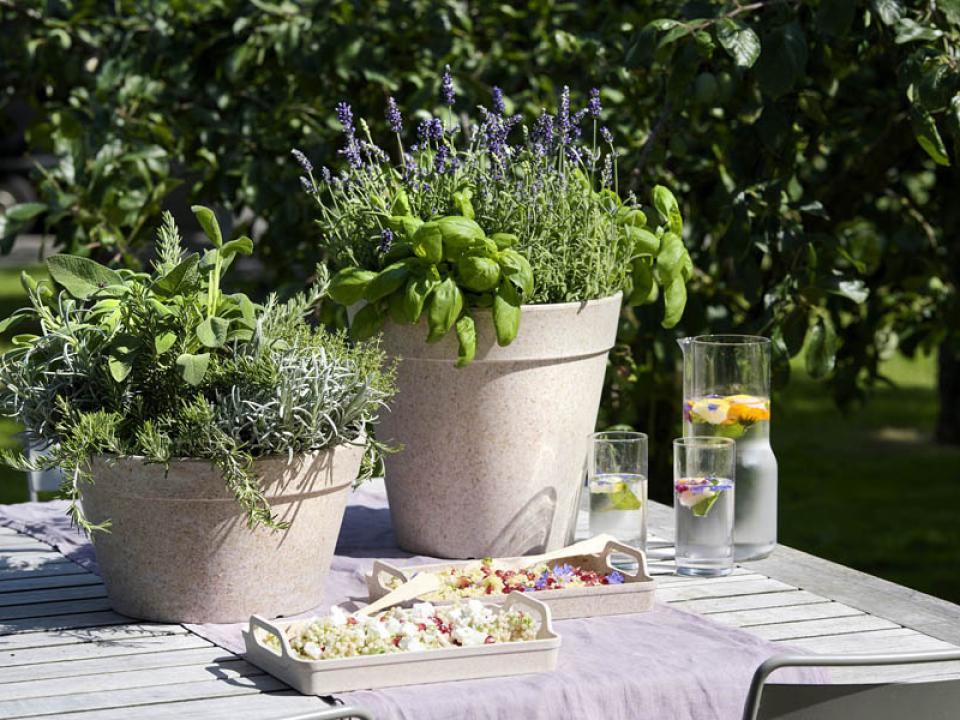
left=566, top=146, right=582, bottom=164
left=291, top=148, right=312, bottom=173
left=532, top=110, right=554, bottom=150
left=434, top=143, right=449, bottom=173
left=299, top=175, right=313, bottom=193
left=441, top=65, right=455, bottom=106
left=492, top=86, right=506, bottom=115
left=552, top=563, right=575, bottom=581
left=321, top=166, right=333, bottom=185
left=605, top=571, right=625, bottom=585
left=600, top=126, right=613, bottom=144
left=557, top=86, right=571, bottom=144
left=385, top=97, right=403, bottom=133
left=379, top=228, right=394, bottom=253
left=335, top=102, right=354, bottom=132
left=417, top=117, right=444, bottom=143
left=587, top=87, right=602, bottom=118
left=339, top=142, right=363, bottom=170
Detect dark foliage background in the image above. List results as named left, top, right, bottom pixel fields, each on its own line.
left=1, top=0, right=959, bottom=490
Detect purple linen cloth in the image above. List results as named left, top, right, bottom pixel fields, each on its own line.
left=0, top=485, right=826, bottom=719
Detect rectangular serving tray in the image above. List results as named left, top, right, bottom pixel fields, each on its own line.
left=366, top=539, right=656, bottom=620
left=242, top=592, right=560, bottom=695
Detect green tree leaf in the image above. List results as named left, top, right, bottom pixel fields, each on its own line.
left=46, top=255, right=124, bottom=299
left=716, top=18, right=761, bottom=68
left=6, top=202, right=47, bottom=222
left=806, top=317, right=839, bottom=378
left=872, top=0, right=903, bottom=26
left=756, top=22, right=808, bottom=98
left=910, top=106, right=951, bottom=165
left=176, top=352, right=211, bottom=386
left=894, top=18, right=943, bottom=44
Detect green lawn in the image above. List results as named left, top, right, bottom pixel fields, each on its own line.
left=0, top=265, right=957, bottom=602
left=777, top=351, right=960, bottom=603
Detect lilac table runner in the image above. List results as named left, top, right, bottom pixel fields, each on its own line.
left=0, top=485, right=824, bottom=719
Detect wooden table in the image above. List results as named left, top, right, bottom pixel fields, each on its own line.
left=2, top=498, right=959, bottom=719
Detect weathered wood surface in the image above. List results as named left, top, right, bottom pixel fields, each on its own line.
left=0, top=496, right=957, bottom=718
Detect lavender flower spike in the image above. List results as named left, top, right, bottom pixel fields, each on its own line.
left=587, top=87, right=602, bottom=118
left=291, top=148, right=312, bottom=173
left=441, top=65, right=455, bottom=106
left=492, top=86, right=506, bottom=115
left=558, top=86, right=571, bottom=144
left=600, top=126, right=613, bottom=144
left=335, top=101, right=355, bottom=132
left=379, top=228, right=394, bottom=253
left=299, top=175, right=313, bottom=193
left=385, top=97, right=403, bottom=133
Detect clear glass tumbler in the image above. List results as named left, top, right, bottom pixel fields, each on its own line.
left=587, top=431, right=647, bottom=551
left=674, top=436, right=736, bottom=577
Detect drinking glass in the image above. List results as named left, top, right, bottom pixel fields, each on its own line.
left=674, top=436, right=736, bottom=577
left=587, top=431, right=647, bottom=551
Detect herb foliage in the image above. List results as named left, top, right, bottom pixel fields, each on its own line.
left=0, top=208, right=395, bottom=532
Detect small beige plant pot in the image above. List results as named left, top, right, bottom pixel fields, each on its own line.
left=80, top=443, right=365, bottom=624
left=378, top=293, right=622, bottom=559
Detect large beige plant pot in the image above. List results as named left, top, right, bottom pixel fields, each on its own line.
left=379, top=293, right=622, bottom=559
left=81, top=444, right=365, bottom=623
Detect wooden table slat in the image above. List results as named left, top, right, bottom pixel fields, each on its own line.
left=776, top=627, right=957, bottom=654
left=657, top=577, right=797, bottom=602
left=0, top=674, right=289, bottom=719
left=48, top=691, right=326, bottom=720
left=0, top=584, right=108, bottom=608
left=0, top=623, right=187, bottom=652
left=0, top=647, right=237, bottom=684
left=707, top=600, right=867, bottom=628
left=0, top=562, right=87, bottom=582
left=0, top=611, right=132, bottom=636
left=0, top=597, right=114, bottom=621
left=747, top=614, right=901, bottom=641
left=0, top=633, right=212, bottom=668
left=0, top=573, right=103, bottom=595
left=0, top=657, right=264, bottom=702
left=673, top=589, right=830, bottom=614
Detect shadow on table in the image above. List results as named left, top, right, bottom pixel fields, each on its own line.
left=335, top=505, right=411, bottom=560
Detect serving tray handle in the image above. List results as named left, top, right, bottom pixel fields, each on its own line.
left=248, top=614, right=294, bottom=660
left=503, top=592, right=555, bottom=640
left=369, top=560, right=410, bottom=596
left=600, top=540, right=651, bottom=581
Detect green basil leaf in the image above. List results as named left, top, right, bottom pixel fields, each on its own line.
left=652, top=185, right=683, bottom=234
left=391, top=189, right=412, bottom=216
left=655, top=232, right=685, bottom=282
left=197, top=316, right=230, bottom=348
left=364, top=261, right=411, bottom=302
left=438, top=215, right=485, bottom=261
left=176, top=352, right=210, bottom=386
left=490, top=232, right=518, bottom=250
left=625, top=225, right=660, bottom=256
left=46, top=255, right=124, bottom=299
left=459, top=255, right=501, bottom=292
left=493, top=282, right=521, bottom=346
left=412, top=222, right=443, bottom=264
left=628, top=258, right=656, bottom=306
left=351, top=302, right=386, bottom=340
left=497, top=249, right=534, bottom=299
left=386, top=215, right=423, bottom=240
left=661, top=278, right=687, bottom=329
left=388, top=288, right=413, bottom=324
left=452, top=190, right=475, bottom=220
left=403, top=276, right=435, bottom=323
left=426, top=277, right=463, bottom=342
left=329, top=267, right=377, bottom=306
left=455, top=314, right=477, bottom=367
left=191, top=205, right=223, bottom=248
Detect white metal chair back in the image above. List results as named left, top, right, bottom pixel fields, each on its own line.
left=743, top=650, right=960, bottom=720
left=26, top=442, right=62, bottom=502
left=282, top=708, right=374, bottom=720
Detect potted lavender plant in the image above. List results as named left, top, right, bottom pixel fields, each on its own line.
left=294, top=71, right=692, bottom=558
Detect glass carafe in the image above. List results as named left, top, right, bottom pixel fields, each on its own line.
left=677, top=335, right=777, bottom=560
